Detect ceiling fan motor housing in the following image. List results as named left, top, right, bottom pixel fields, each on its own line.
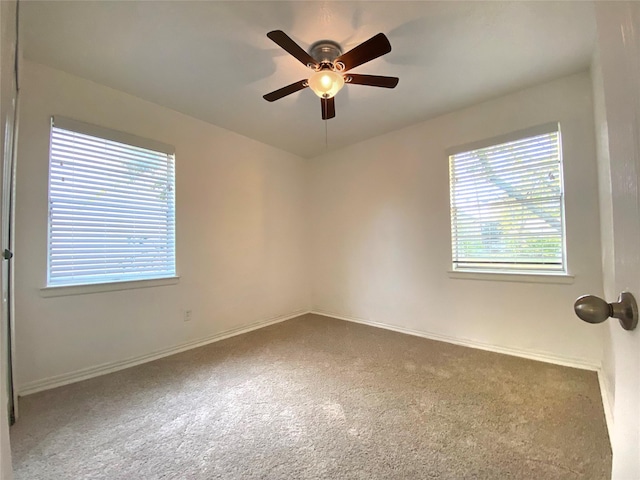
left=309, top=40, right=343, bottom=70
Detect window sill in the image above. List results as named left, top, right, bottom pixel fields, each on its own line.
left=40, top=276, right=180, bottom=298
left=447, top=270, right=574, bottom=285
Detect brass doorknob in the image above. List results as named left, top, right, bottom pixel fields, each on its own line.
left=574, top=292, right=638, bottom=331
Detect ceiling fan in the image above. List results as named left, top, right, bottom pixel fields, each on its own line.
left=263, top=30, right=399, bottom=120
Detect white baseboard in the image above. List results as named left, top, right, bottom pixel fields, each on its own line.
left=597, top=369, right=614, bottom=442
left=310, top=310, right=600, bottom=371
left=18, top=309, right=310, bottom=396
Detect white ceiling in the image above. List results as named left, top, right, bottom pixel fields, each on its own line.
left=21, top=1, right=596, bottom=158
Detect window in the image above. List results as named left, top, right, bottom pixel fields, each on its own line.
left=47, top=117, right=176, bottom=287
left=448, top=124, right=565, bottom=274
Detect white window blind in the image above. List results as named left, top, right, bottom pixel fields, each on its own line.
left=448, top=125, right=565, bottom=273
left=47, top=117, right=176, bottom=287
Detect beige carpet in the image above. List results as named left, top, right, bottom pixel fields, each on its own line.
left=11, top=314, right=611, bottom=479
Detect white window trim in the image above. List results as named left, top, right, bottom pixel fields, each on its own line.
left=40, top=276, right=180, bottom=298
left=52, top=116, right=175, bottom=155
left=447, top=122, right=568, bottom=279
left=447, top=270, right=574, bottom=284
left=446, top=122, right=559, bottom=157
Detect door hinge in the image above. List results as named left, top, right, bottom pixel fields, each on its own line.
left=3, top=249, right=13, bottom=260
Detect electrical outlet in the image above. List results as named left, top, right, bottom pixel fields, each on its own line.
left=183, top=310, right=192, bottom=322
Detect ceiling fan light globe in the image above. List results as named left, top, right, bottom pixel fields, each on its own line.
left=308, top=70, right=344, bottom=99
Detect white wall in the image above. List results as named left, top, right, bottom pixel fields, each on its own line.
left=593, top=3, right=640, bottom=477
left=14, top=61, right=310, bottom=392
left=9, top=29, right=617, bottom=480
left=309, top=72, right=606, bottom=367
left=15, top=63, right=606, bottom=399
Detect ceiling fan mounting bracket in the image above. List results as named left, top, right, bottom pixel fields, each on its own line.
left=309, top=40, right=343, bottom=66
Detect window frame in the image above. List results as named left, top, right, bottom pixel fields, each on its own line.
left=44, top=116, right=178, bottom=293
left=446, top=122, right=569, bottom=279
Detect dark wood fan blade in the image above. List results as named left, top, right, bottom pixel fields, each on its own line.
left=346, top=74, right=399, bottom=88
left=321, top=97, right=335, bottom=120
left=267, top=30, right=318, bottom=68
left=263, top=80, right=309, bottom=102
left=335, top=33, right=391, bottom=72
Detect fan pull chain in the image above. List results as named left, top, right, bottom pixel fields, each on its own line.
left=325, top=119, right=328, bottom=149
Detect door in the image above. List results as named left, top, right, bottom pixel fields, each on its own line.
left=0, top=1, right=17, bottom=477
left=1, top=76, right=16, bottom=425
left=0, top=0, right=17, bottom=426
left=594, top=3, right=640, bottom=478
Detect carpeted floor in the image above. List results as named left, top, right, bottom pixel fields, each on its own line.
left=11, top=314, right=611, bottom=479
